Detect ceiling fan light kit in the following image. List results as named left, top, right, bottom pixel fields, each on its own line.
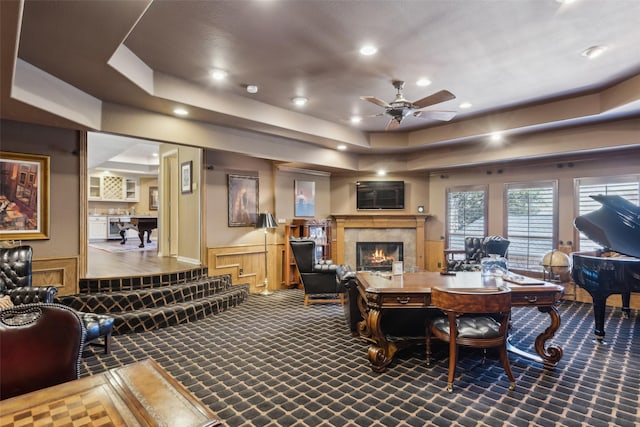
left=361, top=80, right=457, bottom=130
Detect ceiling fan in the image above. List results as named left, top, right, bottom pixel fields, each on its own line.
left=360, top=80, right=457, bottom=130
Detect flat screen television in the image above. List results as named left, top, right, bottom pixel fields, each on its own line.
left=356, top=181, right=405, bottom=210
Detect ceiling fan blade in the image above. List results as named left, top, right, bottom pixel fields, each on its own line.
left=413, top=110, right=457, bottom=121
left=385, top=118, right=401, bottom=131
left=412, top=90, right=456, bottom=109
left=361, top=96, right=390, bottom=108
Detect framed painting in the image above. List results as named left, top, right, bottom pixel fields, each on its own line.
left=181, top=161, right=192, bottom=194
left=228, top=174, right=258, bottom=227
left=149, top=186, right=158, bottom=210
left=0, top=151, right=50, bottom=240
left=294, top=180, right=315, bottom=217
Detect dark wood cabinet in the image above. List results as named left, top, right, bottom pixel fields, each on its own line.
left=283, top=219, right=332, bottom=288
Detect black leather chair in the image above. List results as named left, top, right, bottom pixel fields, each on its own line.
left=446, top=236, right=510, bottom=272
left=289, top=239, right=344, bottom=306
left=0, top=246, right=57, bottom=304
left=0, top=303, right=86, bottom=400
left=336, top=264, right=360, bottom=335
left=0, top=245, right=114, bottom=354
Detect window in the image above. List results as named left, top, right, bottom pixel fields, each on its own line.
left=505, top=181, right=557, bottom=272
left=446, top=186, right=487, bottom=249
left=575, top=175, right=640, bottom=252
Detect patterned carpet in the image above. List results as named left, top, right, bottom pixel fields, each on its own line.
left=81, top=289, right=640, bottom=426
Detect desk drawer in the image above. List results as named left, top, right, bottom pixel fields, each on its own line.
left=378, top=293, right=429, bottom=308
left=512, top=291, right=560, bottom=306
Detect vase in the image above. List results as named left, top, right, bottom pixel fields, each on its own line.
left=481, top=254, right=508, bottom=277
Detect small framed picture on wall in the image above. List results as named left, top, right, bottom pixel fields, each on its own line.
left=181, top=161, right=192, bottom=194
left=294, top=180, right=315, bottom=217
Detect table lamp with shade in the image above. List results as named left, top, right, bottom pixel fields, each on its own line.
left=255, top=212, right=278, bottom=295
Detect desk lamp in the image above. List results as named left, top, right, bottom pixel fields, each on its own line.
left=256, top=212, right=278, bottom=295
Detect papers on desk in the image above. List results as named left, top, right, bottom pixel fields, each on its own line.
left=502, top=274, right=545, bottom=286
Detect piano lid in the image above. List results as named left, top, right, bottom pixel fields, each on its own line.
left=574, top=195, right=640, bottom=258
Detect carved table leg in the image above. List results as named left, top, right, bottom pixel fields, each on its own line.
left=507, top=305, right=563, bottom=369
left=366, top=308, right=397, bottom=373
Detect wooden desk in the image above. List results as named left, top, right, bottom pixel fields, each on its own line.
left=0, top=359, right=220, bottom=426
left=356, top=271, right=564, bottom=373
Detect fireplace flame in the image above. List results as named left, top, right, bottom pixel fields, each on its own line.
left=369, top=248, right=393, bottom=264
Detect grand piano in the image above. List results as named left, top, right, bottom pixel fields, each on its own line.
left=572, top=195, right=640, bottom=342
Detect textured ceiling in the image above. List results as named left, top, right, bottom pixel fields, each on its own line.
left=2, top=0, right=640, bottom=169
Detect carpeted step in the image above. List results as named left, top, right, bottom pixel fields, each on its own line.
left=111, top=284, right=250, bottom=335
left=58, top=275, right=233, bottom=314
left=78, top=267, right=209, bottom=293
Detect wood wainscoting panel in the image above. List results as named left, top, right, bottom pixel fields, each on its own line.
left=207, top=243, right=283, bottom=294
left=425, top=240, right=445, bottom=272
left=32, top=256, right=79, bottom=296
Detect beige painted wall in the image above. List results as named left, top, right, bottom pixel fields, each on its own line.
left=2, top=117, right=639, bottom=291
left=177, top=145, right=202, bottom=263
left=1, top=120, right=80, bottom=258
left=425, top=152, right=640, bottom=247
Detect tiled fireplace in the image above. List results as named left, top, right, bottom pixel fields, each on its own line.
left=356, top=241, right=403, bottom=271
left=332, top=214, right=430, bottom=271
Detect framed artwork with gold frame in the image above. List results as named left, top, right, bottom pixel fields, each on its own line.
left=0, top=151, right=50, bottom=240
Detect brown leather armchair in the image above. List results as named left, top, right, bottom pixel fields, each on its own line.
left=289, top=239, right=344, bottom=306
left=0, top=303, right=86, bottom=399
left=0, top=246, right=57, bottom=304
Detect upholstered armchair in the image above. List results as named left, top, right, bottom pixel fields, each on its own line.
left=0, top=303, right=86, bottom=399
left=0, top=246, right=57, bottom=305
left=336, top=264, right=360, bottom=335
left=445, top=236, right=510, bottom=272
left=289, top=239, right=344, bottom=306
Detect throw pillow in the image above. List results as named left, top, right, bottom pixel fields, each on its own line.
left=0, top=295, right=14, bottom=310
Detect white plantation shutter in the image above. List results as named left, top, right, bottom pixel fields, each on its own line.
left=576, top=175, right=640, bottom=252
left=505, top=181, right=557, bottom=272
left=446, top=186, right=487, bottom=250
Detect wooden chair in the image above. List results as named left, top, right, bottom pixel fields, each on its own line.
left=426, top=286, right=515, bottom=393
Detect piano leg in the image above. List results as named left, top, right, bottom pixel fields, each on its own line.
left=592, top=294, right=608, bottom=343
left=621, top=291, right=631, bottom=319
left=137, top=231, right=145, bottom=248
left=119, top=229, right=126, bottom=244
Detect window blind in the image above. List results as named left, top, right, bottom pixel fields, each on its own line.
left=576, top=176, right=640, bottom=252
left=506, top=181, right=557, bottom=272
left=446, top=187, right=487, bottom=250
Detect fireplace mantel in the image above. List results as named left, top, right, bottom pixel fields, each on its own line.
left=331, top=214, right=431, bottom=269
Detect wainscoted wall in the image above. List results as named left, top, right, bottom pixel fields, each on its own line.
left=207, top=243, right=283, bottom=294
left=32, top=256, right=79, bottom=296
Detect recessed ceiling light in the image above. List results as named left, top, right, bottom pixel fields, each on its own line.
left=210, top=69, right=228, bottom=80
left=173, top=107, right=189, bottom=116
left=291, top=96, right=308, bottom=106
left=350, top=116, right=362, bottom=124
left=359, top=44, right=378, bottom=56
left=460, top=102, right=473, bottom=109
left=337, top=144, right=347, bottom=151
left=376, top=170, right=386, bottom=176
left=490, top=132, right=503, bottom=143
left=416, top=78, right=431, bottom=87
left=581, top=45, right=607, bottom=59
left=246, top=85, right=258, bottom=94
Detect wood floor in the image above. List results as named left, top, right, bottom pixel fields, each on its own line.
left=87, top=243, right=198, bottom=278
